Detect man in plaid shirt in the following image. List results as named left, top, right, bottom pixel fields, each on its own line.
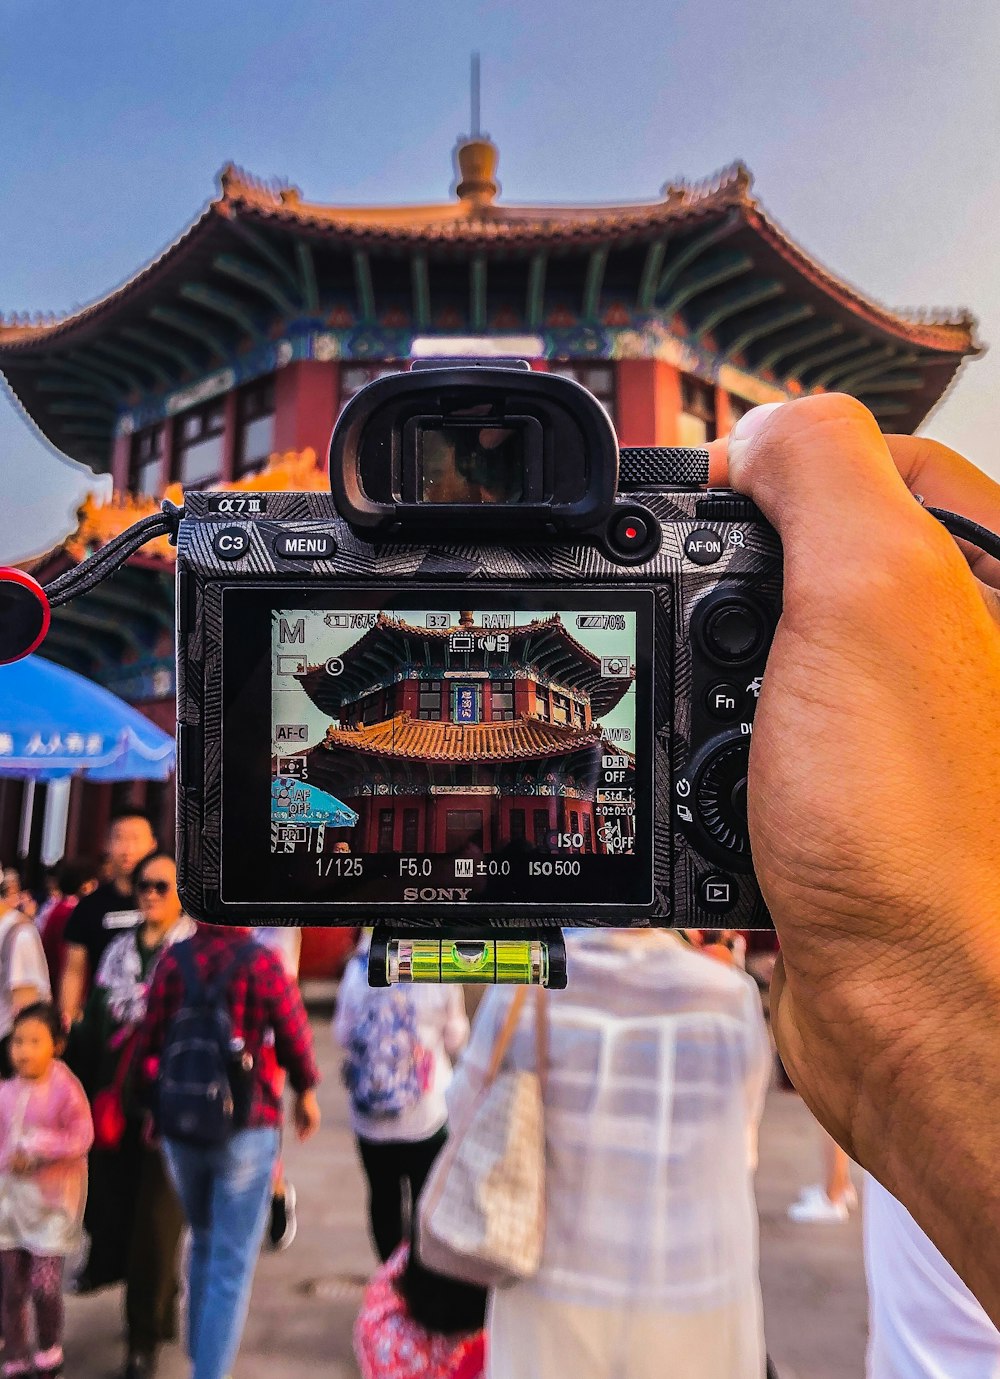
left=135, top=924, right=320, bottom=1379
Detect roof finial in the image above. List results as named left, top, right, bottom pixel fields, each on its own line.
left=453, top=52, right=500, bottom=208
left=471, top=51, right=481, bottom=138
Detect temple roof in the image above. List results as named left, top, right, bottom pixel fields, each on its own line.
left=0, top=154, right=981, bottom=468
left=295, top=612, right=635, bottom=720
left=316, top=711, right=604, bottom=763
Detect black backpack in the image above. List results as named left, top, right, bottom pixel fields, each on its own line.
left=156, top=938, right=257, bottom=1147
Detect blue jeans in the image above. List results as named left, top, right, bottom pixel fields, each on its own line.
left=163, top=1128, right=279, bottom=1379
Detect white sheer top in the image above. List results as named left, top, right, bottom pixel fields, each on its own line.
left=447, top=929, right=770, bottom=1311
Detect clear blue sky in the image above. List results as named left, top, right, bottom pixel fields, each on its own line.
left=2, top=0, right=998, bottom=560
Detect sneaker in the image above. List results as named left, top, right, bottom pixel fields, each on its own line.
left=268, top=1182, right=297, bottom=1251
left=787, top=1184, right=849, bottom=1224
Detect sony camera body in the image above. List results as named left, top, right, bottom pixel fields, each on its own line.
left=174, top=361, right=781, bottom=939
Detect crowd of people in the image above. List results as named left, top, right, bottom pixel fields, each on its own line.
left=0, top=813, right=996, bottom=1378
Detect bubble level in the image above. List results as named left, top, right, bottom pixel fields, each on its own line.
left=386, top=938, right=549, bottom=986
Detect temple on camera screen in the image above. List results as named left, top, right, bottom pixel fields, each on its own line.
left=271, top=608, right=638, bottom=860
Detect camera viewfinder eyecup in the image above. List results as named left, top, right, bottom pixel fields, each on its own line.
left=328, top=362, right=619, bottom=539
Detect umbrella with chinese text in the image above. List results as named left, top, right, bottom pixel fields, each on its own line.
left=0, top=655, right=175, bottom=782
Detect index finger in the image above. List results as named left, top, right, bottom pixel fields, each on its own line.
left=706, top=430, right=1000, bottom=589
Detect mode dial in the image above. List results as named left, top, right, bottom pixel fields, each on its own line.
left=676, top=733, right=754, bottom=872
left=697, top=740, right=750, bottom=855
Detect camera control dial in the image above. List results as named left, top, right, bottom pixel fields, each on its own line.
left=677, top=734, right=753, bottom=872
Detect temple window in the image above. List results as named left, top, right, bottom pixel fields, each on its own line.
left=418, top=680, right=444, bottom=721
left=339, top=363, right=404, bottom=413
left=129, top=424, right=164, bottom=496
left=356, top=689, right=383, bottom=725
left=491, top=679, right=514, bottom=722
left=535, top=690, right=549, bottom=722
left=510, top=809, right=526, bottom=844
left=402, top=809, right=419, bottom=852
left=550, top=363, right=616, bottom=424
left=551, top=690, right=571, bottom=725
left=236, top=375, right=276, bottom=476
left=583, top=815, right=594, bottom=852
left=377, top=809, right=394, bottom=851
left=173, top=399, right=226, bottom=487
left=679, top=374, right=717, bottom=447
left=533, top=810, right=549, bottom=848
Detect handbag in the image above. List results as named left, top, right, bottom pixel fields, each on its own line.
left=353, top=1243, right=485, bottom=1379
left=91, top=1028, right=138, bottom=1150
left=417, top=986, right=547, bottom=1289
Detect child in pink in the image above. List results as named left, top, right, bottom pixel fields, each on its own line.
left=0, top=1003, right=93, bottom=1379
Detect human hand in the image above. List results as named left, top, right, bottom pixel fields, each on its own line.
left=708, top=394, right=1000, bottom=1318
left=9, top=1149, right=34, bottom=1174
left=293, top=1089, right=321, bottom=1142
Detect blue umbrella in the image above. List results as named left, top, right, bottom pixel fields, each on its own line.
left=0, top=655, right=175, bottom=782
left=270, top=776, right=358, bottom=828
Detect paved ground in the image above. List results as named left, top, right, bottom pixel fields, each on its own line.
left=63, top=990, right=868, bottom=1379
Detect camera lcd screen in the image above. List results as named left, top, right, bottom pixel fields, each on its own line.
left=418, top=422, right=526, bottom=504
left=220, top=587, right=655, bottom=914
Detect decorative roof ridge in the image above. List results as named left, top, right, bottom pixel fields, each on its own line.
left=218, top=162, right=303, bottom=210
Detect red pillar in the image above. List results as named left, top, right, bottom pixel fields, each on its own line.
left=615, top=360, right=682, bottom=446
left=159, top=417, right=176, bottom=492
left=111, top=433, right=130, bottom=492
left=273, top=361, right=340, bottom=464
left=715, top=386, right=734, bottom=440
left=221, top=389, right=240, bottom=480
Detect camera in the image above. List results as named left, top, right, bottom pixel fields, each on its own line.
left=173, top=359, right=782, bottom=953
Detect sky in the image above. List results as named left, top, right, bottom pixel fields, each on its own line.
left=1, top=0, right=998, bottom=561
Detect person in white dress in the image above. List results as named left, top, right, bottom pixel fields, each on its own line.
left=446, top=928, right=771, bottom=1379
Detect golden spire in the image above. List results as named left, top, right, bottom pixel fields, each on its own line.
left=452, top=52, right=500, bottom=207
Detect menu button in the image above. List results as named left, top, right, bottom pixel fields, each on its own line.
left=274, top=533, right=337, bottom=560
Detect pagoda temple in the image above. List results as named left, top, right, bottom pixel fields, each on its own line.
left=294, top=611, right=635, bottom=857
left=0, top=127, right=981, bottom=866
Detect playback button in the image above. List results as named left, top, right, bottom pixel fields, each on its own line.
left=698, top=874, right=739, bottom=914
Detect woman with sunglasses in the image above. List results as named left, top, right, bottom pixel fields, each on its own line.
left=77, top=851, right=193, bottom=1379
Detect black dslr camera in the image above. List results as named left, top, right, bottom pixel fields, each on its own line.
left=172, top=360, right=781, bottom=982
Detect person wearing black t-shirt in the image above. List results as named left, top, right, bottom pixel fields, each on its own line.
left=60, top=810, right=156, bottom=1027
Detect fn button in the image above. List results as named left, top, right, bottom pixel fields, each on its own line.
left=705, top=682, right=743, bottom=721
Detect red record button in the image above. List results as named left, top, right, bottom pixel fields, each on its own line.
left=611, top=513, right=649, bottom=550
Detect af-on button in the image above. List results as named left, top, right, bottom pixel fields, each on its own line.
left=684, top=528, right=723, bottom=565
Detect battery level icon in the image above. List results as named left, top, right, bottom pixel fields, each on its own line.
left=577, top=614, right=608, bottom=630
left=324, top=613, right=351, bottom=628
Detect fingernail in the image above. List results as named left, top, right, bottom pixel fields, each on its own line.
left=728, top=402, right=784, bottom=469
